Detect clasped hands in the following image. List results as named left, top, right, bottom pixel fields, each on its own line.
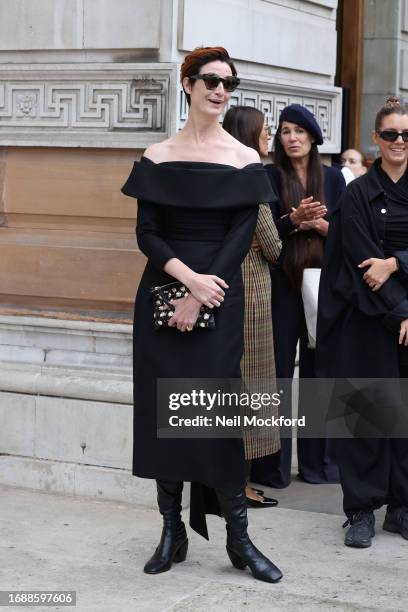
left=167, top=273, right=228, bottom=332
left=289, top=196, right=328, bottom=234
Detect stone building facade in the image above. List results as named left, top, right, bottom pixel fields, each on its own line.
left=361, top=0, right=408, bottom=156
left=0, top=0, right=344, bottom=501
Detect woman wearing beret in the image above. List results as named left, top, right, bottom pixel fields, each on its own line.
left=251, top=104, right=346, bottom=488
left=222, top=105, right=282, bottom=508
left=121, top=46, right=282, bottom=582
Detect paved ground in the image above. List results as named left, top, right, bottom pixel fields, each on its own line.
left=1, top=480, right=407, bottom=612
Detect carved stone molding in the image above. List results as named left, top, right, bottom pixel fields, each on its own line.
left=0, top=63, right=178, bottom=148
left=0, top=63, right=342, bottom=152
left=179, top=78, right=343, bottom=153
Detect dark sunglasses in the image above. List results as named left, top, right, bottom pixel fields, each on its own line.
left=189, top=73, right=240, bottom=92
left=377, top=129, right=408, bottom=143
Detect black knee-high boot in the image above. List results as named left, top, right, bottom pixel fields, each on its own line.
left=144, top=480, right=188, bottom=574
left=215, top=486, right=283, bottom=583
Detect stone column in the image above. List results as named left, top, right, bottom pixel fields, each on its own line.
left=361, top=0, right=408, bottom=156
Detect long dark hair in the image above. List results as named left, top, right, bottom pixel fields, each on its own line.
left=273, top=126, right=326, bottom=291
left=222, top=106, right=264, bottom=155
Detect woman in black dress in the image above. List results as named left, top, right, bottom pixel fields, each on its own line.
left=121, top=46, right=282, bottom=582
left=251, top=104, right=345, bottom=488
left=317, top=96, right=408, bottom=548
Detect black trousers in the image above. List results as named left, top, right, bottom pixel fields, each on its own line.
left=251, top=266, right=339, bottom=487
left=338, top=363, right=408, bottom=517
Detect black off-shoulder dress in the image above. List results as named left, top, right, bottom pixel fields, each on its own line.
left=121, top=158, right=275, bottom=538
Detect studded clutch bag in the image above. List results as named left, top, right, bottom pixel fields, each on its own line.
left=150, top=281, right=216, bottom=331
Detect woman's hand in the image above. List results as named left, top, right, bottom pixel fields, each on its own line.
left=167, top=294, right=202, bottom=332
left=289, top=196, right=327, bottom=226
left=400, top=319, right=408, bottom=346
left=358, top=257, right=398, bottom=291
left=185, top=272, right=229, bottom=308
left=298, top=218, right=329, bottom=236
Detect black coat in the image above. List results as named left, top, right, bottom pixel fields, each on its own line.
left=316, top=160, right=408, bottom=379
left=121, top=158, right=276, bottom=539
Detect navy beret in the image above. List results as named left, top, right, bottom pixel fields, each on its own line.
left=279, top=104, right=324, bottom=145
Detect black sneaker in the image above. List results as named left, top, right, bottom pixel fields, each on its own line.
left=343, top=510, right=375, bottom=548
left=383, top=506, right=408, bottom=540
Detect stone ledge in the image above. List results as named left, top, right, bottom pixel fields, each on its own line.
left=0, top=314, right=132, bottom=334
left=0, top=315, right=133, bottom=401
left=0, top=456, right=190, bottom=508
left=0, top=456, right=155, bottom=507
left=0, top=361, right=131, bottom=403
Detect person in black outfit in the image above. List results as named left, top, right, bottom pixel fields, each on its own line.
left=317, top=96, right=408, bottom=547
left=251, top=104, right=345, bottom=488
left=121, top=46, right=282, bottom=582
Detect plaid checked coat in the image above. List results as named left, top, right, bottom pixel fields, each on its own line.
left=241, top=203, right=282, bottom=459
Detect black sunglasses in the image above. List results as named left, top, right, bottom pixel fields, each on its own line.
left=189, top=73, right=240, bottom=93
left=377, top=129, right=408, bottom=143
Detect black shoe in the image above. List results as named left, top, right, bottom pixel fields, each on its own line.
left=216, top=487, right=283, bottom=583
left=343, top=510, right=375, bottom=548
left=383, top=506, right=408, bottom=540
left=246, top=495, right=279, bottom=508
left=144, top=480, right=188, bottom=574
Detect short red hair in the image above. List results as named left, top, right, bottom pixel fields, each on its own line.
left=180, top=46, right=237, bottom=106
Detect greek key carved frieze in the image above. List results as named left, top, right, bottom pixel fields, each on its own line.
left=178, top=81, right=341, bottom=153
left=0, top=64, right=177, bottom=148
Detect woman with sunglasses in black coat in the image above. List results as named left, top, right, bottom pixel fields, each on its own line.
left=317, top=96, right=408, bottom=548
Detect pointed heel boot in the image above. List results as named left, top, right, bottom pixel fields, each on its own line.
left=144, top=480, right=188, bottom=575
left=216, top=486, right=283, bottom=584
left=226, top=533, right=282, bottom=583
left=226, top=545, right=247, bottom=569
left=173, top=539, right=189, bottom=563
